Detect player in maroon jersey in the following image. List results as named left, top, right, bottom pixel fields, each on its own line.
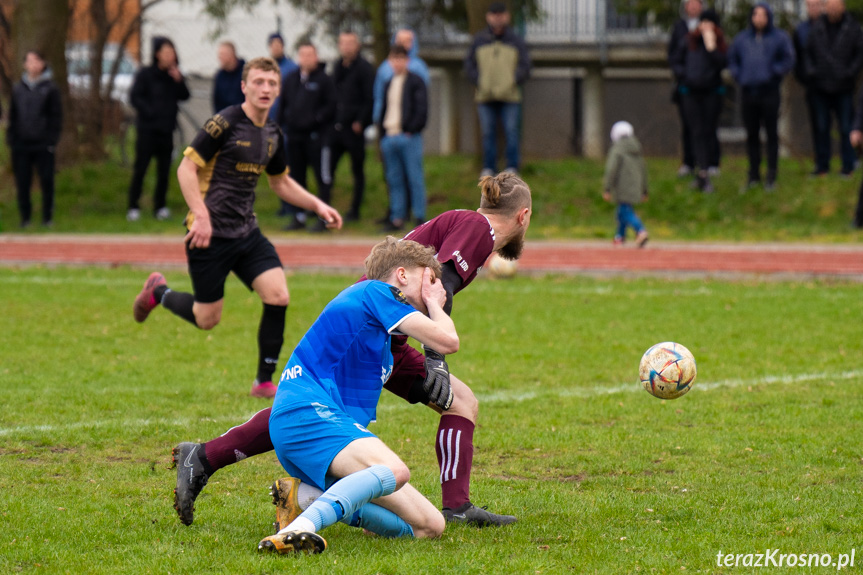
left=172, top=172, right=532, bottom=528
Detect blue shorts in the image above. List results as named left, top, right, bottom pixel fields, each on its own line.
left=269, top=385, right=376, bottom=490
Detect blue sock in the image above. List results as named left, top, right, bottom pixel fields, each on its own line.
left=300, top=465, right=397, bottom=532
left=344, top=503, right=415, bottom=538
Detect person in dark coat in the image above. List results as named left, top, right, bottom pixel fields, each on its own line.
left=668, top=0, right=703, bottom=177
left=847, top=90, right=863, bottom=227
left=127, top=36, right=190, bottom=221
left=330, top=31, right=374, bottom=221
left=7, top=50, right=62, bottom=228
left=728, top=3, right=795, bottom=190
left=793, top=0, right=825, bottom=171
left=670, top=9, right=728, bottom=193
left=379, top=45, right=428, bottom=231
left=278, top=42, right=337, bottom=232
left=806, top=0, right=863, bottom=176
left=213, top=42, right=245, bottom=114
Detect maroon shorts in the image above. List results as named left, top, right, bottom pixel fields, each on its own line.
left=383, top=335, right=427, bottom=403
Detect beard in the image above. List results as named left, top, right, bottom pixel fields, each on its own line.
left=497, top=233, right=525, bottom=261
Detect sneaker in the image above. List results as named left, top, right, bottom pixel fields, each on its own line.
left=380, top=219, right=404, bottom=233
left=746, top=177, right=761, bottom=190
left=20, top=220, right=31, bottom=229
left=479, top=168, right=494, bottom=179
left=250, top=379, right=278, bottom=398
left=636, top=230, right=649, bottom=248
left=677, top=165, right=692, bottom=178
left=155, top=207, right=171, bottom=221
left=613, top=236, right=624, bottom=246
left=258, top=531, right=327, bottom=555
left=172, top=442, right=210, bottom=526
left=414, top=218, right=425, bottom=227
left=344, top=210, right=360, bottom=222
left=442, top=502, right=517, bottom=527
left=41, top=220, right=54, bottom=229
left=503, top=166, right=519, bottom=175
left=809, top=170, right=828, bottom=178
left=126, top=208, right=141, bottom=222
left=271, top=477, right=303, bottom=532
left=133, top=272, right=166, bottom=323
left=708, top=166, right=720, bottom=177
left=764, top=179, right=776, bottom=192
left=283, top=217, right=305, bottom=231
left=308, top=219, right=328, bottom=233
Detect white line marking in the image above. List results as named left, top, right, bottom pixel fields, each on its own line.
left=3, top=370, right=861, bottom=438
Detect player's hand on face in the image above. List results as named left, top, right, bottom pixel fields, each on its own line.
left=318, top=205, right=343, bottom=230
left=185, top=216, right=212, bottom=249
left=421, top=267, right=447, bottom=311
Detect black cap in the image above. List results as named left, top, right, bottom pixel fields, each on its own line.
left=699, top=8, right=720, bottom=25
left=488, top=2, right=508, bottom=14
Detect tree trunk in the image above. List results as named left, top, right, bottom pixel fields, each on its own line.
left=366, top=0, right=389, bottom=65
left=13, top=0, right=73, bottom=160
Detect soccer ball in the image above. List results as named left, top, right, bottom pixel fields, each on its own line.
left=486, top=253, right=518, bottom=279
left=639, top=342, right=697, bottom=400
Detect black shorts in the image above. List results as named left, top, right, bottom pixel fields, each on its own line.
left=186, top=227, right=283, bottom=303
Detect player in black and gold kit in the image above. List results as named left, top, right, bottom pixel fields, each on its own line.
left=132, top=57, right=342, bottom=398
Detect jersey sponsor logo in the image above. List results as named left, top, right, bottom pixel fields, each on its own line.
left=236, top=140, right=251, bottom=147
left=388, top=285, right=408, bottom=304
left=381, top=365, right=393, bottom=384
left=235, top=162, right=266, bottom=174
left=452, top=250, right=470, bottom=272
left=311, top=402, right=339, bottom=422
left=204, top=115, right=229, bottom=138
left=281, top=365, right=303, bottom=381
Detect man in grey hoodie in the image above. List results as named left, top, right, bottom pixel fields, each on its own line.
left=7, top=50, right=62, bottom=228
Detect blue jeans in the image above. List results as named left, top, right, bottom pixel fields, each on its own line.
left=380, top=133, right=426, bottom=222
left=811, top=90, right=855, bottom=174
left=478, top=102, right=521, bottom=172
left=615, top=203, right=644, bottom=239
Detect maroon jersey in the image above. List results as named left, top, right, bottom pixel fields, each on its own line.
left=402, top=210, right=495, bottom=294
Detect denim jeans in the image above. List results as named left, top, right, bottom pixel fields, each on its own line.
left=615, top=203, right=644, bottom=239
left=811, top=89, right=855, bottom=174
left=477, top=102, right=521, bottom=172
left=380, top=133, right=426, bottom=222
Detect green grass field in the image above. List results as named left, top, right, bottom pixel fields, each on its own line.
left=2, top=144, right=863, bottom=242
left=2, top=267, right=862, bottom=574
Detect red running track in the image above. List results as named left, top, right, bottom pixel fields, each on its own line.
left=2, top=235, right=863, bottom=279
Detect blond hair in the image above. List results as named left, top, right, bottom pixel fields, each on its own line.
left=365, top=237, right=442, bottom=281
left=478, top=172, right=532, bottom=215
left=242, top=57, right=281, bottom=83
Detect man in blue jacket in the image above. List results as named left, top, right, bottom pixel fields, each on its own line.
left=212, top=42, right=245, bottom=113
left=728, top=2, right=795, bottom=190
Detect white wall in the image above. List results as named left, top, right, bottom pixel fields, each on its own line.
left=141, top=1, right=338, bottom=77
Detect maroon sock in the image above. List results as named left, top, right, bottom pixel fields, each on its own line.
left=436, top=414, right=475, bottom=509
left=203, top=407, right=274, bottom=472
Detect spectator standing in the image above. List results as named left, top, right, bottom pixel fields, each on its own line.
left=267, top=32, right=298, bottom=123
left=7, top=50, right=62, bottom=228
left=278, top=42, right=336, bottom=232
left=670, top=9, right=728, bottom=193
left=728, top=3, right=795, bottom=191
left=806, top=0, right=863, bottom=176
left=602, top=121, right=649, bottom=248
left=213, top=42, right=245, bottom=113
left=793, top=0, right=825, bottom=171
left=465, top=1, right=531, bottom=177
left=379, top=45, right=428, bottom=231
left=127, top=36, right=190, bottom=222
left=668, top=0, right=703, bottom=177
left=331, top=31, right=375, bottom=221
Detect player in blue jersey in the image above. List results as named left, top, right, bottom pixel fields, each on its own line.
left=256, top=237, right=458, bottom=554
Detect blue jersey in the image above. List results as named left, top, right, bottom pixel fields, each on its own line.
left=272, top=280, right=420, bottom=426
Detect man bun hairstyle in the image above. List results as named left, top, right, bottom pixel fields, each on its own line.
left=242, top=57, right=281, bottom=82
left=478, top=172, right=532, bottom=215
left=365, top=237, right=442, bottom=281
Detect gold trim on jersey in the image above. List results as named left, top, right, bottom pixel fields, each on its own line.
left=185, top=151, right=220, bottom=229
left=183, top=147, right=207, bottom=169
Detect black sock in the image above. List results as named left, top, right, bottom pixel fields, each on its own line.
left=162, top=289, right=198, bottom=326
left=257, top=303, right=286, bottom=383
left=154, top=284, right=169, bottom=303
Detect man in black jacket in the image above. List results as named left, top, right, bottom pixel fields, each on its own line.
left=7, top=50, right=62, bottom=228
left=330, top=32, right=374, bottom=221
left=807, top=0, right=863, bottom=176
left=379, top=45, right=428, bottom=231
left=668, top=0, right=703, bottom=177
left=278, top=42, right=336, bottom=232
left=127, top=36, right=190, bottom=222
left=793, top=0, right=825, bottom=172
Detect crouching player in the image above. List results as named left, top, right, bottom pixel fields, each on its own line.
left=257, top=237, right=457, bottom=554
